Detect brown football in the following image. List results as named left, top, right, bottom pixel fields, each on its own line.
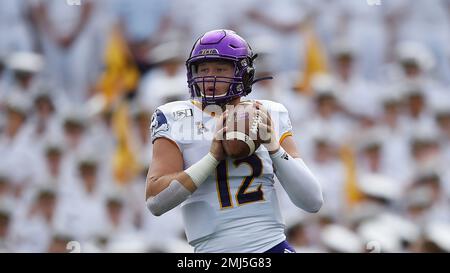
left=222, top=101, right=261, bottom=159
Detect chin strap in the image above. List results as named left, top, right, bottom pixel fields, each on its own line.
left=250, top=53, right=274, bottom=85
left=252, top=76, right=274, bottom=85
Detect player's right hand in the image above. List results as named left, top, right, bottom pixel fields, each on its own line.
left=209, top=110, right=228, bottom=161
left=254, top=101, right=280, bottom=154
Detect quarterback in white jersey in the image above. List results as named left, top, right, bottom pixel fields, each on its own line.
left=145, top=29, right=323, bottom=253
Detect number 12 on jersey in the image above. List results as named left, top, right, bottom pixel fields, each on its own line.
left=215, top=154, right=265, bottom=208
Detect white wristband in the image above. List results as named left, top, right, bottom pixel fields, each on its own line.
left=184, top=152, right=220, bottom=187
left=269, top=146, right=285, bottom=159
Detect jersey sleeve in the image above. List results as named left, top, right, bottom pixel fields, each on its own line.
left=264, top=101, right=294, bottom=144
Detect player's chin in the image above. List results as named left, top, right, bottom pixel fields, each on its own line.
left=203, top=90, right=215, bottom=97
left=201, top=86, right=227, bottom=96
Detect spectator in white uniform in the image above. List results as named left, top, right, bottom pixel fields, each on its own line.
left=309, top=0, right=346, bottom=55
left=101, top=190, right=137, bottom=238
left=307, top=134, right=346, bottom=218
left=0, top=0, right=35, bottom=53
left=33, top=137, right=70, bottom=193
left=403, top=171, right=450, bottom=226
left=404, top=129, right=444, bottom=185
left=421, top=222, right=450, bottom=252
left=337, top=0, right=388, bottom=81
left=21, top=88, right=61, bottom=156
left=245, top=36, right=284, bottom=102
left=286, top=217, right=323, bottom=253
left=137, top=40, right=188, bottom=113
left=357, top=173, right=403, bottom=215
left=58, top=106, right=115, bottom=201
left=0, top=94, right=37, bottom=200
left=56, top=152, right=108, bottom=243
left=10, top=187, right=58, bottom=252
left=388, top=41, right=449, bottom=108
left=401, top=86, right=436, bottom=137
left=237, top=0, right=314, bottom=72
left=129, top=104, right=153, bottom=175
left=113, top=0, right=172, bottom=72
left=320, top=224, right=364, bottom=253
left=85, top=108, right=116, bottom=176
left=1, top=52, right=44, bottom=103
left=376, top=91, right=411, bottom=184
left=0, top=172, right=18, bottom=229
left=169, top=0, right=234, bottom=42
left=356, top=134, right=381, bottom=171
left=300, top=74, right=354, bottom=160
left=389, top=0, right=450, bottom=83
left=59, top=107, right=97, bottom=176
left=34, top=0, right=99, bottom=104
left=331, top=42, right=381, bottom=121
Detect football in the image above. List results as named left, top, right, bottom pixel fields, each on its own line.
left=222, top=101, right=262, bottom=159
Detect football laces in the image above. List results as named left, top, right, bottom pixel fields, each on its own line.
left=250, top=110, right=262, bottom=137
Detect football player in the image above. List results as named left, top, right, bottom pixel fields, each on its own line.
left=145, top=29, right=323, bottom=253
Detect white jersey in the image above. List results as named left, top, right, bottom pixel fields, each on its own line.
left=150, top=99, right=293, bottom=253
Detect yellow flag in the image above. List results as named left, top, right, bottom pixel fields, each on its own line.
left=112, top=101, right=141, bottom=184
left=96, top=26, right=140, bottom=107
left=95, top=25, right=142, bottom=184
left=295, top=25, right=328, bottom=94
left=339, top=144, right=364, bottom=207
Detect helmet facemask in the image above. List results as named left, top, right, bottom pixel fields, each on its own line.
left=187, top=56, right=254, bottom=108
left=185, top=30, right=265, bottom=108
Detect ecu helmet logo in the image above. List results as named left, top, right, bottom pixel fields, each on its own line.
left=199, top=49, right=219, bottom=55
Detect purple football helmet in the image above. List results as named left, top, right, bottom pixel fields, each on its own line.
left=186, top=29, right=256, bottom=107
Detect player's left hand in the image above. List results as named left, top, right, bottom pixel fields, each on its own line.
left=210, top=110, right=229, bottom=161
left=254, top=101, right=280, bottom=154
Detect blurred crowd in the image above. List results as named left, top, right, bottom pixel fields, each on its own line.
left=0, top=0, right=450, bottom=253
